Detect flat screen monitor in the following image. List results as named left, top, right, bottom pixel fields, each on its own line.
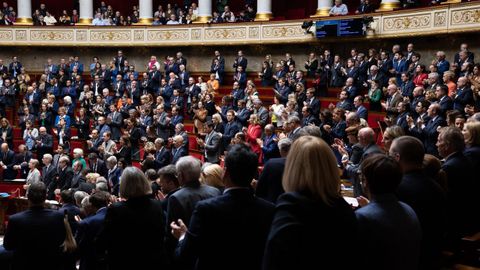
left=316, top=18, right=365, bottom=38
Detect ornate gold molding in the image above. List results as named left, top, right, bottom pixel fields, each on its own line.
left=2, top=2, right=480, bottom=47
left=15, top=17, right=32, bottom=25
left=255, top=13, right=273, bottom=22
left=311, top=8, right=330, bottom=18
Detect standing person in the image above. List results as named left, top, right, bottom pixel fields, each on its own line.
left=262, top=136, right=357, bottom=270
left=98, top=167, right=169, bottom=270
left=3, top=182, right=66, bottom=270
left=355, top=154, right=421, bottom=270
left=171, top=144, right=274, bottom=270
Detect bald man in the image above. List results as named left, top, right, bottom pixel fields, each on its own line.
left=0, top=143, right=16, bottom=180
left=344, top=127, right=383, bottom=196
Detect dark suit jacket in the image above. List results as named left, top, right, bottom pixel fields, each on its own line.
left=56, top=166, right=74, bottom=191
left=98, top=196, right=169, bottom=270
left=263, top=192, right=357, bottom=270
left=453, top=87, right=473, bottom=112
left=170, top=147, right=187, bottom=165
left=89, top=159, right=108, bottom=178
left=42, top=164, right=58, bottom=195
left=355, top=194, right=421, bottom=270
left=355, top=105, right=368, bottom=120
left=3, top=206, right=66, bottom=270
left=175, top=188, right=274, bottom=270
left=256, top=157, right=286, bottom=203
left=442, top=152, right=478, bottom=239
left=1, top=149, right=16, bottom=179
left=154, top=147, right=171, bottom=170
left=410, top=116, right=446, bottom=157
left=464, top=145, right=480, bottom=168
left=438, top=95, right=453, bottom=116
left=397, top=170, right=447, bottom=270
left=76, top=207, right=108, bottom=270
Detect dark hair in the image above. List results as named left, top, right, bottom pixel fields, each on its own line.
left=361, top=154, right=403, bottom=194
left=27, top=182, right=47, bottom=205
left=225, top=144, right=258, bottom=187
left=89, top=191, right=110, bottom=209
left=391, top=136, right=425, bottom=166
left=145, top=169, right=158, bottom=181
left=157, top=165, right=179, bottom=186
left=60, top=189, right=75, bottom=204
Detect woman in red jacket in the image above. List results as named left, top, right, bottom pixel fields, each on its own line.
left=244, top=114, right=263, bottom=162
left=413, top=64, right=428, bottom=87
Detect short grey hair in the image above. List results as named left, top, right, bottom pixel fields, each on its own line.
left=277, top=138, right=292, bottom=153
left=73, top=148, right=84, bottom=156
left=107, top=156, right=117, bottom=166
left=428, top=72, right=439, bottom=79
left=176, top=156, right=201, bottom=184
left=43, top=153, right=53, bottom=161
left=64, top=96, right=72, bottom=104
left=96, top=181, right=109, bottom=192
left=74, top=191, right=89, bottom=206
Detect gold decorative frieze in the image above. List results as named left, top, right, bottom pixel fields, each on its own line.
left=434, top=11, right=447, bottom=27
left=30, top=30, right=74, bottom=41
left=90, top=30, right=131, bottom=41
left=76, top=30, right=87, bottom=41
left=249, top=26, right=260, bottom=39
left=191, top=29, right=202, bottom=40
left=1, top=2, right=480, bottom=46
left=134, top=30, right=144, bottom=41
left=383, top=14, right=431, bottom=31
left=204, top=28, right=247, bottom=40
left=0, top=30, right=13, bottom=41
left=451, top=8, right=480, bottom=25
left=147, top=30, right=189, bottom=41
left=262, top=25, right=304, bottom=39
left=15, top=30, right=26, bottom=41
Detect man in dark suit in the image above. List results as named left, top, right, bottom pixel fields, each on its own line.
left=35, top=127, right=53, bottom=162
left=166, top=156, right=221, bottom=259
left=107, top=105, right=123, bottom=141
left=336, top=90, right=353, bottom=111
left=223, top=110, right=241, bottom=150
left=0, top=143, right=16, bottom=180
left=3, top=182, right=66, bottom=270
left=344, top=128, right=383, bottom=197
left=235, top=100, right=251, bottom=127
left=256, top=138, right=291, bottom=203
left=41, top=154, right=58, bottom=199
left=437, top=127, right=478, bottom=244
left=114, top=50, right=127, bottom=72
left=399, top=72, right=415, bottom=98
left=51, top=156, right=74, bottom=194
left=233, top=50, right=248, bottom=71
left=88, top=153, right=108, bottom=178
left=75, top=191, right=110, bottom=270
left=13, top=145, right=32, bottom=179
left=304, top=88, right=320, bottom=117
left=106, top=156, right=121, bottom=196
left=171, top=144, right=274, bottom=270
left=343, top=77, right=358, bottom=103
left=197, top=121, right=222, bottom=164
left=453, top=76, right=473, bottom=113
left=435, top=85, right=453, bottom=117
left=152, top=138, right=171, bottom=170
left=71, top=161, right=86, bottom=189
left=170, top=135, right=187, bottom=165
left=391, top=136, right=447, bottom=270
left=354, top=96, right=368, bottom=121
left=409, top=103, right=447, bottom=157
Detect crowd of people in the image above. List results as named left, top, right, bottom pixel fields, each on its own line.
left=0, top=40, right=478, bottom=269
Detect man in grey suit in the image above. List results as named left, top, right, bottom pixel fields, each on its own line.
left=165, top=156, right=221, bottom=259
left=197, top=121, right=222, bottom=164
left=107, top=104, right=123, bottom=141
left=253, top=99, right=269, bottom=127
left=71, top=160, right=85, bottom=189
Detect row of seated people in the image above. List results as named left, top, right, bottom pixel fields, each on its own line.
left=0, top=121, right=479, bottom=269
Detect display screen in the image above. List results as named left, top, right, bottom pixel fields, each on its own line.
left=315, top=18, right=365, bottom=38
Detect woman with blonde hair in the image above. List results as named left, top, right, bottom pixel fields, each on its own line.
left=381, top=125, right=405, bottom=152
left=200, top=164, right=225, bottom=193
left=462, top=121, right=480, bottom=168
left=99, top=166, right=168, bottom=269
left=244, top=114, right=262, bottom=160
left=263, top=136, right=357, bottom=269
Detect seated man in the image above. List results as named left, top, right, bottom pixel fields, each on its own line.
left=329, top=0, right=348, bottom=16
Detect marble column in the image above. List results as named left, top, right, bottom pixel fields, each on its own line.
left=311, top=0, right=332, bottom=17
left=16, top=0, right=32, bottom=25
left=195, top=0, right=212, bottom=23
left=255, top=0, right=273, bottom=21
left=78, top=0, right=93, bottom=25
left=376, top=0, right=401, bottom=11
left=138, top=0, right=153, bottom=25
